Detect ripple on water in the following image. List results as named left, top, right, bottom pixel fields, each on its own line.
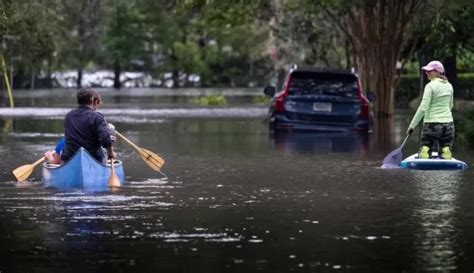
left=150, top=231, right=243, bottom=243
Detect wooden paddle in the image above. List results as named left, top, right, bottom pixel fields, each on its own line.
left=115, top=130, right=165, bottom=171
left=12, top=156, right=47, bottom=182
left=108, top=159, right=121, bottom=187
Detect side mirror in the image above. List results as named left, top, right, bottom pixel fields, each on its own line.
left=263, top=85, right=276, bottom=97
left=367, top=91, right=376, bottom=102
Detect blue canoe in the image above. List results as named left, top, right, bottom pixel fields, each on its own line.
left=42, top=147, right=125, bottom=189
left=400, top=153, right=468, bottom=170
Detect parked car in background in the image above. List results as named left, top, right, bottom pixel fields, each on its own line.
left=263, top=65, right=375, bottom=132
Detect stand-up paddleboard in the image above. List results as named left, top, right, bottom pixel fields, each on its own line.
left=400, top=152, right=468, bottom=170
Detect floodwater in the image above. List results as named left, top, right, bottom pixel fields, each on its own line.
left=0, top=88, right=474, bottom=273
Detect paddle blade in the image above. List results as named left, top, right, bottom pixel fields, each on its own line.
left=382, top=147, right=403, bottom=168
left=12, top=164, right=35, bottom=182
left=108, top=160, right=121, bottom=188
left=138, top=148, right=165, bottom=171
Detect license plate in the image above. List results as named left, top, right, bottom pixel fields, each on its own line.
left=313, top=102, right=332, bottom=112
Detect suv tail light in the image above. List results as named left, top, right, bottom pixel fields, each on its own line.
left=274, top=92, right=286, bottom=112
left=356, top=79, right=370, bottom=119
left=360, top=103, right=369, bottom=119
left=273, top=76, right=292, bottom=113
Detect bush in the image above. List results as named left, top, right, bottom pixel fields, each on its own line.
left=396, top=74, right=420, bottom=108
left=455, top=110, right=474, bottom=148
left=395, top=73, right=474, bottom=108
left=458, top=73, right=474, bottom=100
left=252, top=95, right=271, bottom=105
left=193, top=94, right=227, bottom=106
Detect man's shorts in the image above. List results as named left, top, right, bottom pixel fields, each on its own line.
left=420, top=122, right=455, bottom=149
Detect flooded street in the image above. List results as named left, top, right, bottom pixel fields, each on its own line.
left=1, top=89, right=474, bottom=272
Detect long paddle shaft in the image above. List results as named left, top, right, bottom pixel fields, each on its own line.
left=12, top=156, right=47, bottom=182
left=115, top=131, right=141, bottom=151
left=399, top=132, right=411, bottom=150
left=115, top=131, right=165, bottom=171
left=382, top=132, right=412, bottom=167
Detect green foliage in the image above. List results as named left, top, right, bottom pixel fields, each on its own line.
left=103, top=0, right=145, bottom=68
left=173, top=1, right=269, bottom=86
left=0, top=0, right=10, bottom=44
left=456, top=110, right=474, bottom=148
left=252, top=95, right=270, bottom=105
left=459, top=74, right=474, bottom=100
left=55, top=0, right=104, bottom=72
left=1, top=0, right=64, bottom=72
left=193, top=94, right=227, bottom=106
left=421, top=0, right=474, bottom=58
left=396, top=74, right=420, bottom=108
left=173, top=41, right=208, bottom=75
left=1, top=0, right=474, bottom=91
left=396, top=73, right=474, bottom=108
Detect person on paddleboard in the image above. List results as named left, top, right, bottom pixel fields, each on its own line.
left=406, top=60, right=454, bottom=159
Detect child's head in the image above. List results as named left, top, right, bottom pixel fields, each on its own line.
left=77, top=88, right=102, bottom=107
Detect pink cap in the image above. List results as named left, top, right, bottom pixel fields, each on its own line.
left=422, top=60, right=444, bottom=73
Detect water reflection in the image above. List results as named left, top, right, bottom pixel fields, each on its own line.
left=412, top=171, right=462, bottom=271
left=1, top=117, right=13, bottom=133
left=271, top=131, right=369, bottom=155
left=374, top=117, right=396, bottom=150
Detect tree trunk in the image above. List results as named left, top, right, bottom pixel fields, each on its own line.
left=77, top=68, right=83, bottom=88
left=30, top=71, right=35, bottom=90
left=9, top=63, right=13, bottom=91
left=442, top=54, right=460, bottom=98
left=113, top=60, right=121, bottom=89
left=172, top=70, right=179, bottom=88
left=46, top=58, right=53, bottom=88
left=343, top=0, right=424, bottom=118
left=418, top=54, right=427, bottom=98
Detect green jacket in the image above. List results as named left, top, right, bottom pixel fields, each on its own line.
left=409, top=78, right=454, bottom=129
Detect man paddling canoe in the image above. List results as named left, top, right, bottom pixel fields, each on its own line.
left=59, top=88, right=116, bottom=163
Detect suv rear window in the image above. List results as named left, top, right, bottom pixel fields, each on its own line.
left=288, top=71, right=358, bottom=98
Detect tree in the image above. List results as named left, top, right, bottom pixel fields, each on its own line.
left=417, top=0, right=474, bottom=98
left=137, top=0, right=195, bottom=87
left=140, top=0, right=270, bottom=87
left=102, top=0, right=145, bottom=89
left=177, top=1, right=270, bottom=86
left=59, top=0, right=104, bottom=88
left=1, top=0, right=64, bottom=89
left=318, top=0, right=426, bottom=118
left=266, top=0, right=349, bottom=87
left=0, top=0, right=11, bottom=45
left=187, top=1, right=269, bottom=86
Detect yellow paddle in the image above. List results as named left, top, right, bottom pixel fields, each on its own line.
left=115, top=130, right=165, bottom=171
left=12, top=156, right=47, bottom=182
left=108, top=159, right=121, bottom=187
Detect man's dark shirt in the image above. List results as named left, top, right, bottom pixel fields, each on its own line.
left=61, top=106, right=112, bottom=162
